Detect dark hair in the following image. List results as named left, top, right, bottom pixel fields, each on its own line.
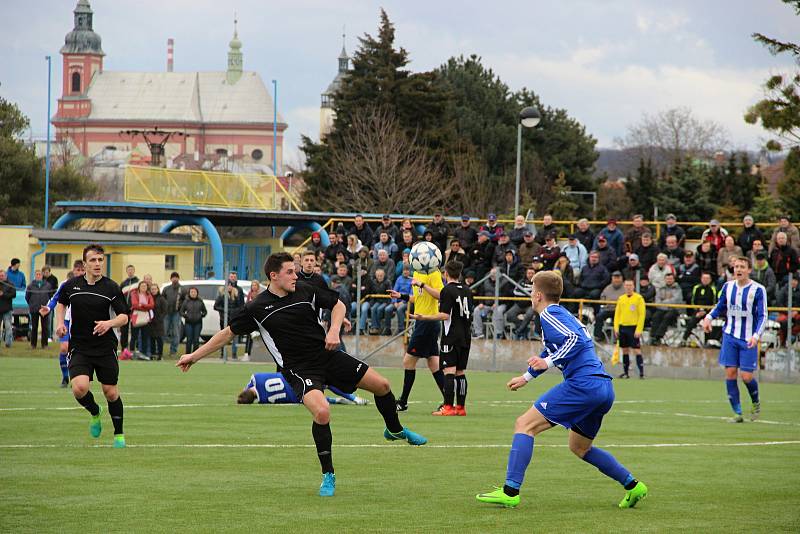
left=264, top=252, right=294, bottom=278
left=237, top=389, right=257, bottom=404
left=170, top=271, right=180, bottom=279
left=187, top=286, right=199, bottom=297
left=82, top=244, right=105, bottom=260
left=126, top=264, right=135, bottom=269
left=42, top=264, right=52, bottom=272
left=445, top=260, right=463, bottom=280
left=73, top=260, right=85, bottom=269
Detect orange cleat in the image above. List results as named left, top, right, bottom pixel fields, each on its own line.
left=454, top=405, right=467, bottom=416
left=432, top=404, right=458, bottom=416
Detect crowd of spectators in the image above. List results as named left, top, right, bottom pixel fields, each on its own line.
left=305, top=212, right=800, bottom=346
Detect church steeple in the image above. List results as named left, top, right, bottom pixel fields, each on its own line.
left=338, top=29, right=349, bottom=73
left=61, top=0, right=104, bottom=56
left=226, top=15, right=243, bottom=85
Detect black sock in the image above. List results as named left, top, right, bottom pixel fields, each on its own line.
left=375, top=391, right=403, bottom=434
left=636, top=354, right=644, bottom=376
left=443, top=374, right=455, bottom=405
left=455, top=374, right=468, bottom=406
left=399, top=369, right=416, bottom=403
left=624, top=478, right=638, bottom=490
left=312, top=422, right=334, bottom=474
left=432, top=369, right=445, bottom=393
left=503, top=484, right=519, bottom=497
left=76, top=391, right=100, bottom=416
left=107, top=397, right=124, bottom=435
left=622, top=354, right=630, bottom=375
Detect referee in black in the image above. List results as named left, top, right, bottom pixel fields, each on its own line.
left=55, top=244, right=130, bottom=448
left=177, top=252, right=427, bottom=497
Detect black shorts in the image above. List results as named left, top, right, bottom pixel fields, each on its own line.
left=440, top=343, right=471, bottom=371
left=407, top=320, right=440, bottom=358
left=67, top=349, right=120, bottom=385
left=618, top=325, right=641, bottom=349
left=282, top=350, right=369, bottom=401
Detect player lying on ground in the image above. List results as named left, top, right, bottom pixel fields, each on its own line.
left=177, top=252, right=427, bottom=497
left=476, top=270, right=648, bottom=509
left=237, top=372, right=369, bottom=405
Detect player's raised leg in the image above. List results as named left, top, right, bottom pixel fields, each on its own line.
left=476, top=405, right=553, bottom=508
left=357, top=368, right=427, bottom=445
left=568, top=430, right=647, bottom=508
left=301, top=389, right=336, bottom=496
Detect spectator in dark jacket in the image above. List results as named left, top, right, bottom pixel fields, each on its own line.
left=508, top=215, right=529, bottom=247
left=41, top=265, right=58, bottom=300
left=517, top=230, right=542, bottom=268
left=454, top=215, right=479, bottom=250
left=469, top=231, right=496, bottom=279
left=737, top=215, right=764, bottom=254
left=662, top=235, right=685, bottom=269
left=695, top=240, right=717, bottom=274
left=426, top=212, right=450, bottom=255
left=536, top=214, right=560, bottom=245
left=161, top=272, right=188, bottom=356
left=0, top=271, right=16, bottom=348
left=540, top=233, right=561, bottom=270
left=215, top=285, right=243, bottom=358
left=594, top=235, right=618, bottom=272
left=25, top=270, right=52, bottom=349
left=349, top=214, right=374, bottom=248
left=375, top=214, right=399, bottom=245
left=148, top=284, right=168, bottom=360
left=492, top=232, right=517, bottom=267
left=677, top=251, right=702, bottom=303
left=575, top=218, right=595, bottom=252
left=576, top=251, right=611, bottom=301
left=624, top=214, right=652, bottom=253
left=444, top=239, right=469, bottom=268
left=751, top=250, right=777, bottom=302
left=659, top=214, right=686, bottom=248
left=324, top=233, right=347, bottom=265
left=180, top=287, right=206, bottom=354
left=594, top=219, right=625, bottom=256
left=479, top=213, right=504, bottom=243
left=769, top=231, right=800, bottom=286
left=634, top=232, right=660, bottom=272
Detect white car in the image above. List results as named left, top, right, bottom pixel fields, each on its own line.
left=161, top=279, right=266, bottom=340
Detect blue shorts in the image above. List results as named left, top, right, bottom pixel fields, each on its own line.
left=719, top=333, right=757, bottom=372
left=407, top=320, right=440, bottom=358
left=534, top=377, right=615, bottom=439
left=60, top=320, right=70, bottom=343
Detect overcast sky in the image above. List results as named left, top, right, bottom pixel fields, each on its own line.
left=2, top=0, right=798, bottom=165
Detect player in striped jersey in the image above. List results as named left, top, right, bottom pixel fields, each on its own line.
left=703, top=256, right=766, bottom=423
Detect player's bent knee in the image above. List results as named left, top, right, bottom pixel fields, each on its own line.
left=101, top=384, right=119, bottom=401
left=313, top=406, right=331, bottom=425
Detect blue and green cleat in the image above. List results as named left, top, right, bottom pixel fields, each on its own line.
left=384, top=427, right=427, bottom=446
left=113, top=434, right=126, bottom=448
left=89, top=409, right=102, bottom=438
left=619, top=481, right=648, bottom=508
left=476, top=487, right=520, bottom=508
left=319, top=472, right=335, bottom=497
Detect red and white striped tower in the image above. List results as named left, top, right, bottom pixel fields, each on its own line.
left=167, top=38, right=174, bottom=72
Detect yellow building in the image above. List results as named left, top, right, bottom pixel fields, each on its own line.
left=0, top=226, right=200, bottom=286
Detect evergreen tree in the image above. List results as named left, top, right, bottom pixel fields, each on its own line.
left=777, top=148, right=800, bottom=219
left=628, top=158, right=657, bottom=217
left=546, top=171, right=579, bottom=220
left=751, top=177, right=783, bottom=222
left=654, top=160, right=717, bottom=222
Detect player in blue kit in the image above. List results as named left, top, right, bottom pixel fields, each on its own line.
left=476, top=271, right=647, bottom=509
left=237, top=372, right=369, bottom=405
left=39, top=260, right=85, bottom=387
left=702, top=256, right=766, bottom=423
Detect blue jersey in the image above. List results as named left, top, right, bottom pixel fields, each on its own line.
left=246, top=373, right=300, bottom=404
left=526, top=304, right=611, bottom=381
left=707, top=280, right=767, bottom=341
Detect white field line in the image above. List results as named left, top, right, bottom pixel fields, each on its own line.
left=615, top=409, right=800, bottom=427
left=0, top=403, right=226, bottom=412
left=1, top=441, right=799, bottom=450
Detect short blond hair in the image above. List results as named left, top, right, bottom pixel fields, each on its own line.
left=533, top=271, right=563, bottom=302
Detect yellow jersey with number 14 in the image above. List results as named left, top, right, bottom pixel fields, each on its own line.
left=411, top=270, right=444, bottom=315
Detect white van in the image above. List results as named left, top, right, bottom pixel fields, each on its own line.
left=161, top=279, right=266, bottom=340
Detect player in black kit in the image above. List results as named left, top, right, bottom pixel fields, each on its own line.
left=177, top=252, right=427, bottom=497
left=410, top=261, right=473, bottom=416
left=55, top=244, right=130, bottom=447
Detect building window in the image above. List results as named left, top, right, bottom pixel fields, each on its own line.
left=45, top=253, right=69, bottom=269
left=216, top=148, right=228, bottom=156
left=251, top=149, right=263, bottom=161
left=71, top=72, right=81, bottom=93
left=165, top=255, right=177, bottom=270
left=121, top=224, right=128, bottom=232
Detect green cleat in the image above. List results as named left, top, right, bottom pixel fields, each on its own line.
left=113, top=434, right=126, bottom=448
left=750, top=402, right=761, bottom=421
left=383, top=428, right=427, bottom=446
left=619, top=481, right=648, bottom=509
left=89, top=409, right=102, bottom=438
left=476, top=487, right=520, bottom=508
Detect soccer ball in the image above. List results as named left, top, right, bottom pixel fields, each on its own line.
left=410, top=241, right=442, bottom=274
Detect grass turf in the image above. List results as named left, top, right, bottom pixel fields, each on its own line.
left=1, top=348, right=799, bottom=533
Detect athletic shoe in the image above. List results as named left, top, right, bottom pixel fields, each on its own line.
left=639, top=375, right=645, bottom=379
left=476, top=487, right=520, bottom=508
left=729, top=415, right=744, bottom=423
left=90, top=409, right=102, bottom=438
left=354, top=396, right=369, bottom=405
left=121, top=348, right=133, bottom=360
left=240, top=354, right=250, bottom=362
left=113, top=434, right=126, bottom=448
left=319, top=472, right=335, bottom=497
left=431, top=404, right=457, bottom=416
left=618, top=481, right=648, bottom=509
left=750, top=402, right=761, bottom=421
left=60, top=378, right=69, bottom=388
left=384, top=427, right=427, bottom=446
left=618, top=373, right=630, bottom=379
left=454, top=405, right=467, bottom=416
left=395, top=400, right=408, bottom=412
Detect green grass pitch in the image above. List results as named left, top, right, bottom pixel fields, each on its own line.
left=1, top=353, right=799, bottom=533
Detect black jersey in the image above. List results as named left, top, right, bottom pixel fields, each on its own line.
left=439, top=282, right=473, bottom=347
left=57, top=275, right=128, bottom=356
left=297, top=271, right=328, bottom=291
left=228, top=283, right=340, bottom=369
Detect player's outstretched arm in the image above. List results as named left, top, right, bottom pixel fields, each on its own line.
left=176, top=327, right=235, bottom=372
left=54, top=303, right=67, bottom=337
left=409, top=312, right=448, bottom=322
left=507, top=375, right=529, bottom=390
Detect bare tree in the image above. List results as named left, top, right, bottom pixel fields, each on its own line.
left=615, top=106, right=729, bottom=169
left=324, top=107, right=455, bottom=213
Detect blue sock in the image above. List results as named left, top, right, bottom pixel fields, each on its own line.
left=327, top=386, right=356, bottom=402
left=744, top=379, right=759, bottom=404
left=505, top=433, right=534, bottom=489
left=582, top=446, right=632, bottom=486
left=726, top=379, right=742, bottom=415
left=58, top=353, right=69, bottom=380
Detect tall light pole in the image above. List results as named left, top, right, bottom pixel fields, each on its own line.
left=514, top=106, right=541, bottom=217
left=45, top=55, right=52, bottom=228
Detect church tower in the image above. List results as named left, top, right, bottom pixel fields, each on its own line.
left=226, top=17, right=243, bottom=85
left=57, top=0, right=104, bottom=120
left=319, top=32, right=349, bottom=138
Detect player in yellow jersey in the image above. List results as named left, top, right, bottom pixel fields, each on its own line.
left=613, top=279, right=647, bottom=378
left=389, top=268, right=445, bottom=411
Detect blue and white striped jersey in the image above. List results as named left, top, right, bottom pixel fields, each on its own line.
left=526, top=304, right=611, bottom=381
left=246, top=373, right=300, bottom=404
left=707, top=280, right=767, bottom=341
